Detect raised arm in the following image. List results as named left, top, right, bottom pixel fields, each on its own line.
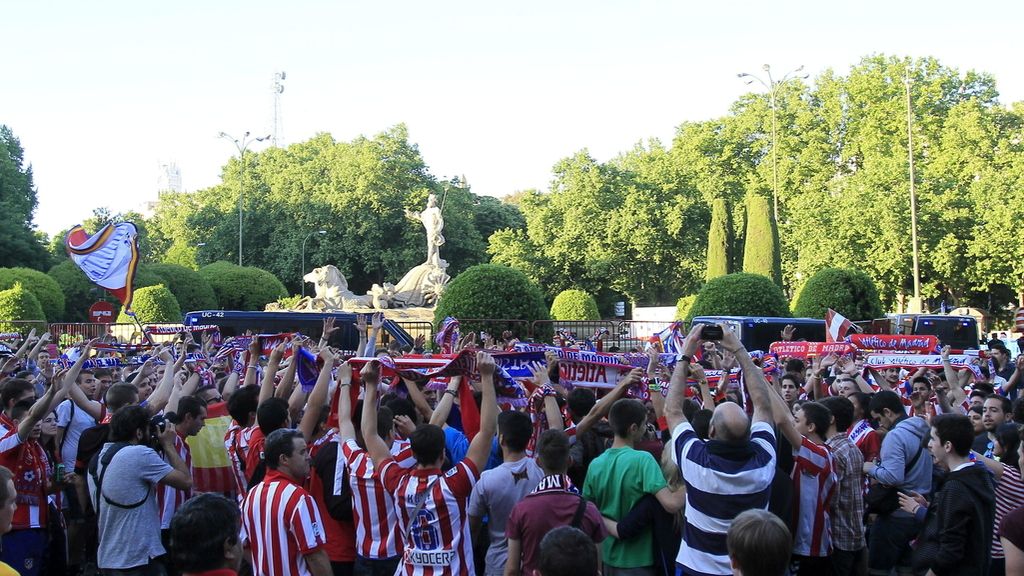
left=221, top=370, right=240, bottom=401
left=647, top=349, right=666, bottom=421
left=18, top=373, right=61, bottom=440
left=27, top=332, right=50, bottom=361
left=335, top=363, right=356, bottom=441
left=274, top=339, right=301, bottom=399
left=354, top=315, right=369, bottom=357
left=259, top=342, right=285, bottom=405
left=429, top=376, right=461, bottom=427
left=147, top=343, right=187, bottom=415
left=720, top=324, right=773, bottom=424
left=768, top=382, right=802, bottom=449
left=576, top=368, right=642, bottom=437
left=402, top=376, right=435, bottom=424
left=465, top=352, right=498, bottom=472
left=360, top=360, right=392, bottom=466
left=299, top=348, right=336, bottom=443
left=666, top=324, right=704, bottom=431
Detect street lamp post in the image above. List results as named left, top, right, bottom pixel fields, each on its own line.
left=301, top=230, right=327, bottom=297
left=737, top=65, right=809, bottom=223
left=218, top=131, right=270, bottom=266
left=905, top=73, right=923, bottom=313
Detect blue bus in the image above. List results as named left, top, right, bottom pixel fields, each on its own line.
left=182, top=310, right=415, bottom=352
left=690, top=316, right=826, bottom=353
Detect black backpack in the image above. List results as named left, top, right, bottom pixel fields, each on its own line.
left=88, top=443, right=152, bottom=511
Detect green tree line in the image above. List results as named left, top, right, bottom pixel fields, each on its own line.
left=5, top=53, right=1023, bottom=321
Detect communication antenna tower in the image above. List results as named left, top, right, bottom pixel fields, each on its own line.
left=272, top=71, right=286, bottom=146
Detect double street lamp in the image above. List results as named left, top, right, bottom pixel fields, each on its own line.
left=301, top=230, right=327, bottom=297
left=218, top=131, right=270, bottom=266
left=737, top=64, right=809, bottom=223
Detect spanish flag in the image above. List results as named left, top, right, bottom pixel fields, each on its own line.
left=186, top=401, right=236, bottom=496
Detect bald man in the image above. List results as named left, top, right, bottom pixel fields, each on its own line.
left=665, top=324, right=778, bottom=576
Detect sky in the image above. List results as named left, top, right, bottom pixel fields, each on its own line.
left=3, top=0, right=1022, bottom=236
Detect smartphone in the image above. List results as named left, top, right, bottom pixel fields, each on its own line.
left=702, top=325, right=724, bottom=341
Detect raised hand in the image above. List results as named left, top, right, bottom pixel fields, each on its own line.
left=371, top=313, right=384, bottom=331
left=355, top=314, right=367, bottom=334
left=781, top=324, right=796, bottom=341
left=477, top=351, right=495, bottom=377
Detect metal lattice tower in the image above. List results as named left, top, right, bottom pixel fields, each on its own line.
left=272, top=71, right=286, bottom=147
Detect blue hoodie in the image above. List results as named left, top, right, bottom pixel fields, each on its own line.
left=872, top=416, right=932, bottom=510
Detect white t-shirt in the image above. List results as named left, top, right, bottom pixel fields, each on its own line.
left=56, top=398, right=98, bottom=469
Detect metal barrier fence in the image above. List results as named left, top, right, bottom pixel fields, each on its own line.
left=3, top=318, right=675, bottom=350
left=531, top=320, right=675, bottom=351
left=392, top=321, right=434, bottom=348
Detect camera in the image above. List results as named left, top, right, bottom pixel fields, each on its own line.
left=701, top=325, right=724, bottom=341
left=147, top=414, right=168, bottom=452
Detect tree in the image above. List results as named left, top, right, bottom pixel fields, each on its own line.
left=0, top=283, right=47, bottom=333
left=146, top=263, right=218, bottom=313
left=198, top=261, right=288, bottom=311
left=675, top=295, right=697, bottom=321
left=0, top=267, right=65, bottom=321
left=116, top=284, right=181, bottom=323
left=686, top=273, right=791, bottom=321
left=550, top=289, right=600, bottom=321
left=48, top=260, right=99, bottom=322
left=0, top=126, right=50, bottom=271
left=792, top=268, right=883, bottom=320
left=433, top=264, right=550, bottom=341
left=742, top=196, right=781, bottom=286
left=706, top=198, right=730, bottom=280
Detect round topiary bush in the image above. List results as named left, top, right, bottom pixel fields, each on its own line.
left=686, top=273, right=791, bottom=321
left=0, top=283, right=47, bottom=333
left=550, top=289, right=600, bottom=321
left=147, top=263, right=218, bottom=313
left=434, top=264, right=550, bottom=342
left=116, top=284, right=181, bottom=323
left=199, top=261, right=288, bottom=311
left=675, top=295, right=697, bottom=321
left=0, top=267, right=65, bottom=322
left=48, top=260, right=97, bottom=322
left=792, top=267, right=883, bottom=321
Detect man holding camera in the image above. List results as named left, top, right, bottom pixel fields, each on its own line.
left=88, top=405, right=193, bottom=576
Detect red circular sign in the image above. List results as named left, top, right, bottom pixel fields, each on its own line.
left=88, top=301, right=115, bottom=324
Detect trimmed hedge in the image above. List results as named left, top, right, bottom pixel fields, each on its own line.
left=675, top=295, right=697, bottom=321
left=147, top=263, right=218, bottom=314
left=792, top=267, right=883, bottom=321
left=742, top=195, right=782, bottom=286
left=47, top=260, right=96, bottom=322
left=706, top=198, right=730, bottom=281
left=0, top=267, right=64, bottom=321
left=199, top=261, right=288, bottom=311
left=0, top=283, right=47, bottom=333
left=550, top=289, right=600, bottom=321
left=686, top=273, right=791, bottom=321
left=434, top=264, right=550, bottom=342
left=116, top=284, right=181, bottom=323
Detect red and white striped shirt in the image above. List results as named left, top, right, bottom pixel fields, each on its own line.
left=339, top=438, right=402, bottom=559
left=225, top=422, right=255, bottom=499
left=993, top=464, right=1024, bottom=559
left=159, top=432, right=192, bottom=529
left=242, top=469, right=328, bottom=576
left=380, top=458, right=481, bottom=576
left=791, top=436, right=837, bottom=557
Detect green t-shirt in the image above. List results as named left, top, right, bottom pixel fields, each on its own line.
left=582, top=445, right=668, bottom=568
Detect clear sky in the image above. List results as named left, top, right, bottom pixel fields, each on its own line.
left=3, top=0, right=1021, bottom=235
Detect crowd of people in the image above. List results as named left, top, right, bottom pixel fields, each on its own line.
left=0, top=317, right=1023, bottom=576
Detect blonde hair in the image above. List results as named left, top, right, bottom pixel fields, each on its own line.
left=0, top=465, right=12, bottom=502
left=660, top=443, right=682, bottom=490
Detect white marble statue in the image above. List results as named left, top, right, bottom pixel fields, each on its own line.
left=405, top=193, right=446, bottom=268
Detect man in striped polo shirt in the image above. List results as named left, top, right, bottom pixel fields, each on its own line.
left=665, top=324, right=778, bottom=576
left=360, top=353, right=499, bottom=576
left=242, top=428, right=331, bottom=576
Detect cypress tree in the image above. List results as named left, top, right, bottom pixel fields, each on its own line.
left=742, top=195, right=782, bottom=286
left=706, top=198, right=730, bottom=281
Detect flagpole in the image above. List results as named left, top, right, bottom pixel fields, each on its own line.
left=128, top=311, right=156, bottom=346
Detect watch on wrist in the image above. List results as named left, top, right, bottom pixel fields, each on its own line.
left=677, top=354, right=692, bottom=364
